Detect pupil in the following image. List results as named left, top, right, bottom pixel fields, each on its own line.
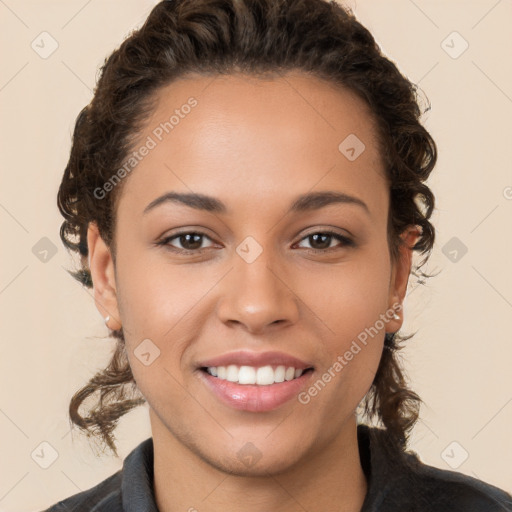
left=311, top=233, right=330, bottom=249
left=182, top=233, right=202, bottom=250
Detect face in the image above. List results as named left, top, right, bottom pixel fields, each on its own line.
left=88, top=72, right=415, bottom=475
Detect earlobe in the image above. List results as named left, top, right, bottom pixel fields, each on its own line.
left=87, top=222, right=122, bottom=330
left=386, top=225, right=420, bottom=332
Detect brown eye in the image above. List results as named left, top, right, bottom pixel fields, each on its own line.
left=157, top=231, right=215, bottom=253
left=296, top=231, right=355, bottom=252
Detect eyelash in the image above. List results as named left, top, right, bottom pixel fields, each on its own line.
left=156, top=230, right=355, bottom=255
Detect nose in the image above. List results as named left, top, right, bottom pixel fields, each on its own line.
left=216, top=249, right=300, bottom=334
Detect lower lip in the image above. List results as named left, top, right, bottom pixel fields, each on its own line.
left=198, top=369, right=314, bottom=412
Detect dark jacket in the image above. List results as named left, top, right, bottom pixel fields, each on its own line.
left=40, top=425, right=512, bottom=511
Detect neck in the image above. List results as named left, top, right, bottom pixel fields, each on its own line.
left=151, top=409, right=368, bottom=512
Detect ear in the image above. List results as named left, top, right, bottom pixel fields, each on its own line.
left=385, top=225, right=420, bottom=334
left=87, top=222, right=122, bottom=330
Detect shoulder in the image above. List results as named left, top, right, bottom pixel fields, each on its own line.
left=361, top=426, right=512, bottom=512
left=396, top=452, right=512, bottom=511
left=38, top=470, right=123, bottom=512
left=37, top=437, right=155, bottom=512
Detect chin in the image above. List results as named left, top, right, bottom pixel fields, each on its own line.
left=209, top=446, right=307, bottom=477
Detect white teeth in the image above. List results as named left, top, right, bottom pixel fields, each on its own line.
left=226, top=364, right=239, bottom=382
left=205, top=364, right=306, bottom=385
left=285, top=367, right=295, bottom=381
left=239, top=366, right=256, bottom=384
left=256, top=366, right=274, bottom=385
left=274, top=365, right=285, bottom=383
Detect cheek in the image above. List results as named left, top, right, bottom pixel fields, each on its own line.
left=308, top=255, right=391, bottom=344
left=115, top=244, right=210, bottom=338
left=114, top=250, right=224, bottom=395
left=115, top=262, right=203, bottom=406
left=304, top=251, right=391, bottom=398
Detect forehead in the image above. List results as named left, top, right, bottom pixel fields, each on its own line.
left=117, top=71, right=387, bottom=218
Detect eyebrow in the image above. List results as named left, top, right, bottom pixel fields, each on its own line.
left=143, top=190, right=370, bottom=216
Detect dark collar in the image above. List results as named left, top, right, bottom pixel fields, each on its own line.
left=121, top=436, right=158, bottom=512
left=357, top=424, right=414, bottom=510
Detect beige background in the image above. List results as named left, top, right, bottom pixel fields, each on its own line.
left=1, top=0, right=511, bottom=510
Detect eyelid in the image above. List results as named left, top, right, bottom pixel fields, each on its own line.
left=299, top=225, right=354, bottom=239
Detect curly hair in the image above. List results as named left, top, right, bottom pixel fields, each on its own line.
left=58, top=0, right=437, bottom=458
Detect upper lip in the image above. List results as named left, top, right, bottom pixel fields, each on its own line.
left=198, top=350, right=314, bottom=370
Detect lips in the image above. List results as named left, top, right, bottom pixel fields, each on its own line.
left=195, top=350, right=315, bottom=411
left=197, top=350, right=314, bottom=371
left=198, top=367, right=314, bottom=412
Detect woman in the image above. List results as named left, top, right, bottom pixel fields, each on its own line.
left=44, top=0, right=512, bottom=510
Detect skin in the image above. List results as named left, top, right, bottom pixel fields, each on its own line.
left=87, top=72, right=418, bottom=512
